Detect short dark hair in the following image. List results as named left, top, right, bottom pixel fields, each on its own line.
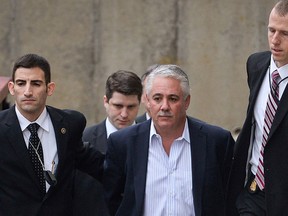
left=12, top=54, right=51, bottom=84
left=105, top=70, right=142, bottom=102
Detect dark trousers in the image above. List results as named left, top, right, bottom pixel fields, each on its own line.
left=235, top=172, right=267, bottom=216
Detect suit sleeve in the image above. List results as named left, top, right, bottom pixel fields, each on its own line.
left=102, top=134, right=126, bottom=216
left=222, top=132, right=235, bottom=191
left=66, top=110, right=104, bottom=180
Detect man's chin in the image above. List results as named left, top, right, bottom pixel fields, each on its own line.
left=21, top=105, right=38, bottom=113
left=117, top=123, right=131, bottom=130
left=156, top=120, right=173, bottom=128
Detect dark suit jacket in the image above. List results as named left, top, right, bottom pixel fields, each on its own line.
left=73, top=120, right=109, bottom=216
left=227, top=51, right=288, bottom=216
left=135, top=113, right=148, bottom=123
left=103, top=117, right=234, bottom=216
left=0, top=105, right=103, bottom=216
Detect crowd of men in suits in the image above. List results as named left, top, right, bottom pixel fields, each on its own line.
left=2, top=1, right=288, bottom=215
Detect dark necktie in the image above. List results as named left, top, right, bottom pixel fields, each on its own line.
left=27, top=123, right=46, bottom=195
left=255, top=70, right=280, bottom=190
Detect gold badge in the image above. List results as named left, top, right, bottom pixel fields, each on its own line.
left=249, top=179, right=257, bottom=192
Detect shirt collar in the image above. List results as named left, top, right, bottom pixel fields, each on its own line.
left=15, top=106, right=49, bottom=132
left=105, top=118, right=118, bottom=138
left=149, top=118, right=190, bottom=143
left=105, top=118, right=136, bottom=138
left=270, top=55, right=288, bottom=79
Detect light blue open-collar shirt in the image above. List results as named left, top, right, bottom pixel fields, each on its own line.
left=144, top=118, right=195, bottom=216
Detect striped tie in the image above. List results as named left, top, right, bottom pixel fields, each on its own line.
left=255, top=70, right=280, bottom=190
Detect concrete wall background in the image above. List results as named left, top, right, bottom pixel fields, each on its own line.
left=0, top=0, right=277, bottom=133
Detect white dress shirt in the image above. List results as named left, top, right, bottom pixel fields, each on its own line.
left=105, top=118, right=118, bottom=138
left=105, top=117, right=136, bottom=138
left=143, top=119, right=195, bottom=216
left=250, top=55, right=288, bottom=174
left=16, top=106, right=58, bottom=191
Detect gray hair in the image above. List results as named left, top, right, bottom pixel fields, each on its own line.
left=145, top=64, right=190, bottom=99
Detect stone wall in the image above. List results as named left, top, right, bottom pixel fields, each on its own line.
left=0, top=0, right=277, bottom=133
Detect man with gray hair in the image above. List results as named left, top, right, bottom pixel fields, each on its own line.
left=103, top=64, right=234, bottom=216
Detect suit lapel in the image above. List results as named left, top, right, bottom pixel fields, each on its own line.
left=188, top=118, right=207, bottom=216
left=5, top=107, right=44, bottom=191
left=269, top=81, right=288, bottom=139
left=133, top=120, right=151, bottom=214
left=132, top=118, right=208, bottom=215
left=46, top=107, right=68, bottom=179
left=250, top=54, right=288, bottom=143
left=95, top=121, right=108, bottom=154
left=247, top=57, right=270, bottom=116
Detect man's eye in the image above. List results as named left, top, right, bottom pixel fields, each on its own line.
left=170, top=98, right=178, bottom=102
left=32, top=82, right=42, bottom=86
left=114, top=105, right=123, bottom=109
left=16, top=82, right=25, bottom=86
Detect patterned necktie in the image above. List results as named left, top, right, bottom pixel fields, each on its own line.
left=255, top=70, right=280, bottom=190
left=27, top=123, right=46, bottom=195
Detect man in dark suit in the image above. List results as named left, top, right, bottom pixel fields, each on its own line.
left=135, top=64, right=159, bottom=123
left=73, top=70, right=143, bottom=215
left=227, top=1, right=288, bottom=215
left=0, top=54, right=103, bottom=216
left=103, top=64, right=235, bottom=216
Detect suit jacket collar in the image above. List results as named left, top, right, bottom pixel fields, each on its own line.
left=132, top=119, right=151, bottom=215
left=4, top=106, right=41, bottom=188
left=46, top=106, right=67, bottom=179
left=89, top=120, right=108, bottom=154
left=247, top=55, right=270, bottom=117
left=248, top=52, right=288, bottom=143
left=95, top=120, right=107, bottom=137
left=271, top=78, right=288, bottom=138
left=132, top=117, right=207, bottom=216
left=188, top=117, right=207, bottom=216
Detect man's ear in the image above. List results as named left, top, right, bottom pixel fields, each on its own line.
left=8, top=81, right=15, bottom=95
left=184, top=94, right=191, bottom=110
left=47, top=82, right=55, bottom=96
left=103, top=95, right=108, bottom=108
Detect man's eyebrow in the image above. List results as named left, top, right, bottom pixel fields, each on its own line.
left=15, top=79, right=44, bottom=84
left=15, top=79, right=25, bottom=82
left=31, top=80, right=44, bottom=83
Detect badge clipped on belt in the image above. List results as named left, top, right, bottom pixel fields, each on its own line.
left=248, top=179, right=258, bottom=193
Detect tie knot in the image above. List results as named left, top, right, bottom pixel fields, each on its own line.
left=27, top=123, right=40, bottom=134
left=272, top=70, right=280, bottom=82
